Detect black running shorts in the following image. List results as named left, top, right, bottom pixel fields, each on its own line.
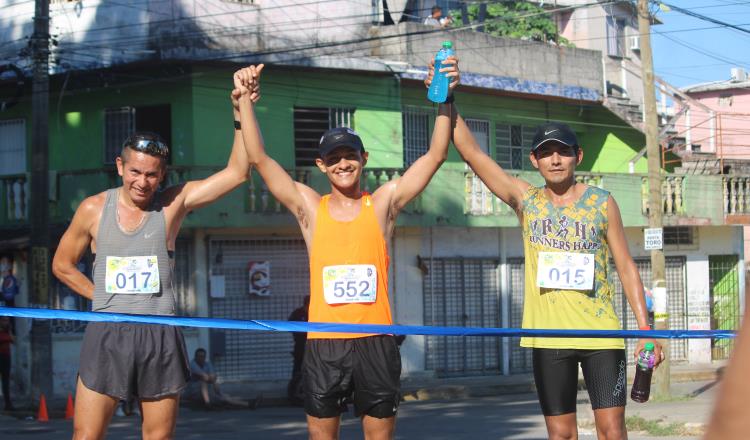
left=303, top=335, right=401, bottom=418
left=79, top=322, right=191, bottom=400
left=532, top=348, right=627, bottom=416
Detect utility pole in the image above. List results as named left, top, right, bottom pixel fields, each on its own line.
left=637, top=0, right=669, bottom=399
left=29, top=0, right=53, bottom=397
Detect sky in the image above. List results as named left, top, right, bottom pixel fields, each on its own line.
left=650, top=0, right=750, bottom=88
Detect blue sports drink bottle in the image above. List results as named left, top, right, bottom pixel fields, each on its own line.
left=427, top=41, right=455, bottom=103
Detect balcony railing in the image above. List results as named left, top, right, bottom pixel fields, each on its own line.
left=1, top=174, right=28, bottom=223
left=465, top=171, right=689, bottom=218
left=246, top=167, right=421, bottom=214
left=0, top=167, right=737, bottom=229
left=641, top=175, right=685, bottom=216
left=724, top=176, right=750, bottom=215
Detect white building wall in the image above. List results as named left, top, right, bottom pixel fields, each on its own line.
left=626, top=226, right=741, bottom=364
left=0, top=0, right=378, bottom=72
left=392, top=226, right=523, bottom=376
left=393, top=224, right=741, bottom=375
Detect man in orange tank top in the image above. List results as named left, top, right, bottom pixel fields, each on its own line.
left=236, top=63, right=458, bottom=439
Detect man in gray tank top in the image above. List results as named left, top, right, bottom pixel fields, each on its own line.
left=51, top=68, right=261, bottom=440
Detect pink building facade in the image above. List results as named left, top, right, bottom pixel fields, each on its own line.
left=676, top=72, right=750, bottom=258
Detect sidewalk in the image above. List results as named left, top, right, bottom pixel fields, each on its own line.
left=399, top=361, right=725, bottom=402
left=0, top=361, right=725, bottom=437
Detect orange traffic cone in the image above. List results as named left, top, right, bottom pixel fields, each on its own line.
left=37, top=394, right=49, bottom=422
left=65, top=393, right=75, bottom=420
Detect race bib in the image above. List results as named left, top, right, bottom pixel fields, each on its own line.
left=536, top=252, right=594, bottom=290
left=323, top=264, right=377, bottom=304
left=105, top=256, right=160, bottom=294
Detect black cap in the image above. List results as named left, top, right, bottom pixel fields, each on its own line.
left=319, top=127, right=365, bottom=157
left=530, top=122, right=579, bottom=152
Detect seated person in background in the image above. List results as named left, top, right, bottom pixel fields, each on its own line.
left=424, top=5, right=451, bottom=27
left=184, top=348, right=250, bottom=409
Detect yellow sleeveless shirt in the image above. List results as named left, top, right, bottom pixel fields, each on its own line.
left=520, top=185, right=624, bottom=349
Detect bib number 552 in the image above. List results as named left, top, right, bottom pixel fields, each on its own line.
left=333, top=280, right=371, bottom=298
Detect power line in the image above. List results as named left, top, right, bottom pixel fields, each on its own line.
left=658, top=1, right=750, bottom=35
left=655, top=31, right=750, bottom=71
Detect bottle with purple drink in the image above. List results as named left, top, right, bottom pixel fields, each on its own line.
left=631, top=342, right=656, bottom=403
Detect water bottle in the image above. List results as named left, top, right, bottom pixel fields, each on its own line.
left=427, top=41, right=455, bottom=103
left=631, top=342, right=656, bottom=403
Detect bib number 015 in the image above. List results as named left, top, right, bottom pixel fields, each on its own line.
left=536, top=252, right=594, bottom=290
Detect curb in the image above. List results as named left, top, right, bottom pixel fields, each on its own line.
left=400, top=365, right=724, bottom=402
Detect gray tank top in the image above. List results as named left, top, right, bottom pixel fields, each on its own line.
left=92, top=188, right=176, bottom=315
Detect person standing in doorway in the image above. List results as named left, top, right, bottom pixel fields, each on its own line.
left=0, top=316, right=14, bottom=411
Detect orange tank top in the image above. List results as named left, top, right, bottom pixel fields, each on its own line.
left=308, top=193, right=392, bottom=339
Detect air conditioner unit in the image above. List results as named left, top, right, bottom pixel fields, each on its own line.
left=630, top=36, right=640, bottom=52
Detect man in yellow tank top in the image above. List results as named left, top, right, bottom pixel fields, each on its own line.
left=430, top=60, right=664, bottom=439
left=236, top=63, right=458, bottom=439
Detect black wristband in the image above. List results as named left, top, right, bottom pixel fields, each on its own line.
left=444, top=94, right=455, bottom=104
left=234, top=120, right=241, bottom=130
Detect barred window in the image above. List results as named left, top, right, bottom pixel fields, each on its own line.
left=664, top=226, right=695, bottom=247
left=402, top=106, right=430, bottom=167
left=103, top=104, right=171, bottom=164
left=293, top=106, right=355, bottom=167
left=0, top=119, right=25, bottom=175
left=496, top=123, right=535, bottom=170
left=466, top=118, right=490, bottom=155
left=104, top=107, right=135, bottom=164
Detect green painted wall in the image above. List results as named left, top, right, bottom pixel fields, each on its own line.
left=190, top=67, right=403, bottom=169
left=0, top=66, right=726, bottom=231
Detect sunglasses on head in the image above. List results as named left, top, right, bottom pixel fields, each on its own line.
left=124, top=138, right=170, bottom=157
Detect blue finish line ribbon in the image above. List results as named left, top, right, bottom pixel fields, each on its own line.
left=0, top=307, right=736, bottom=339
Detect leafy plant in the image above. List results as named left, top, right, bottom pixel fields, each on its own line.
left=451, top=1, right=573, bottom=47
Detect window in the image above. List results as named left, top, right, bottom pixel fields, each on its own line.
left=606, top=16, right=626, bottom=58
left=664, top=226, right=695, bottom=247
left=293, top=106, right=355, bottom=167
left=465, top=118, right=490, bottom=155
left=496, top=123, right=535, bottom=171
left=402, top=106, right=430, bottom=167
left=104, top=104, right=171, bottom=164
left=0, top=119, right=26, bottom=175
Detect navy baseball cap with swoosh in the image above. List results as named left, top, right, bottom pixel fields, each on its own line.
left=530, top=122, right=579, bottom=152
left=318, top=127, right=366, bottom=157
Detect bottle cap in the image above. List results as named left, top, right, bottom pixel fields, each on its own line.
left=442, top=41, right=453, bottom=49
left=645, top=342, right=655, bottom=351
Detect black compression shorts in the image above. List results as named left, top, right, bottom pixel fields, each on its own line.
left=532, top=348, right=627, bottom=416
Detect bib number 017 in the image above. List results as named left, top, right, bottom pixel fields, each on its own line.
left=115, top=272, right=153, bottom=290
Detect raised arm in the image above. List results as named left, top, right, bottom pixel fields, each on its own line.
left=176, top=70, right=258, bottom=212
left=373, top=58, right=458, bottom=219
left=381, top=102, right=453, bottom=213
left=453, top=112, right=529, bottom=212
left=236, top=65, right=319, bottom=232
left=607, top=196, right=663, bottom=366
left=52, top=196, right=100, bottom=300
